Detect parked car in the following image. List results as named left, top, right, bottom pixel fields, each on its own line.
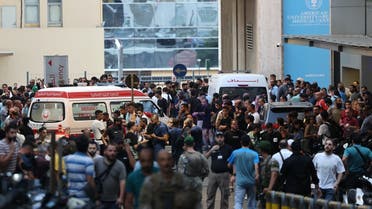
left=263, top=102, right=313, bottom=124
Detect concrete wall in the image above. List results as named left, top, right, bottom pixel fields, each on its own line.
left=245, top=0, right=257, bottom=73
left=255, top=0, right=282, bottom=77
left=367, top=0, right=372, bottom=36
left=62, top=0, right=102, bottom=28
left=331, top=0, right=366, bottom=35
left=0, top=28, right=104, bottom=84
left=220, top=0, right=282, bottom=77
left=362, top=56, right=372, bottom=91
left=341, top=53, right=362, bottom=70
left=0, top=0, right=104, bottom=85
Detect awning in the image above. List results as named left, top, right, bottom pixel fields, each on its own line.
left=0, top=50, right=14, bottom=56
left=283, top=35, right=372, bottom=56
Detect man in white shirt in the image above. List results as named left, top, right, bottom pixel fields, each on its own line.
left=247, top=103, right=260, bottom=124
left=313, top=138, right=345, bottom=201
left=91, top=110, right=106, bottom=150
left=317, top=111, right=331, bottom=145
left=272, top=139, right=293, bottom=170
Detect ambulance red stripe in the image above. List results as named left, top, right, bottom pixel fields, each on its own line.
left=35, top=90, right=146, bottom=98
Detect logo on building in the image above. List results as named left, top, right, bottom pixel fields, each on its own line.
left=305, top=0, right=322, bottom=10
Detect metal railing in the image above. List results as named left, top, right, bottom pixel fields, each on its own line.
left=265, top=191, right=371, bottom=209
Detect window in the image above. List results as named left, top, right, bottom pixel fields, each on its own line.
left=110, top=101, right=128, bottom=113
left=48, top=0, right=62, bottom=26
left=103, top=1, right=219, bottom=70
left=219, top=87, right=268, bottom=103
left=110, top=100, right=160, bottom=115
left=24, top=0, right=39, bottom=26
left=72, top=102, right=107, bottom=121
left=1, top=6, right=17, bottom=28
left=139, top=100, right=160, bottom=114
left=30, top=102, right=65, bottom=123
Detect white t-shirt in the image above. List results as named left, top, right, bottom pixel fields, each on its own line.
left=249, top=112, right=261, bottom=124
left=313, top=152, right=345, bottom=189
left=91, top=119, right=105, bottom=142
left=318, top=123, right=331, bottom=145
left=272, top=148, right=292, bottom=171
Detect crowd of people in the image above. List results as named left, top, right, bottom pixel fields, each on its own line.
left=0, top=73, right=371, bottom=209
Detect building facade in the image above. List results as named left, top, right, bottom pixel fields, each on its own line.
left=102, top=0, right=220, bottom=82
left=220, top=0, right=283, bottom=77
left=0, top=0, right=104, bottom=86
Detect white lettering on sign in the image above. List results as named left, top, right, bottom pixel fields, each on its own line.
left=287, top=11, right=329, bottom=26
left=305, top=73, right=325, bottom=78
left=227, top=79, right=259, bottom=83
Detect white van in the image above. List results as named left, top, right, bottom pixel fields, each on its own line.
left=28, top=86, right=167, bottom=136
left=208, top=73, right=269, bottom=102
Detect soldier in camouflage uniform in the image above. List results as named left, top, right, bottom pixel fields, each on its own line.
left=139, top=150, right=199, bottom=209
left=178, top=135, right=209, bottom=209
left=256, top=141, right=280, bottom=209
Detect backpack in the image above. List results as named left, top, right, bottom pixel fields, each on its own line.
left=325, top=121, right=343, bottom=139
left=181, top=152, right=209, bottom=178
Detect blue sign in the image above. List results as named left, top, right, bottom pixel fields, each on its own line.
left=173, top=64, right=187, bottom=77
left=283, top=0, right=330, bottom=88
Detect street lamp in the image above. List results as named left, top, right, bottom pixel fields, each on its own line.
left=205, top=59, right=210, bottom=77
left=197, top=59, right=201, bottom=78
left=115, top=39, right=123, bottom=83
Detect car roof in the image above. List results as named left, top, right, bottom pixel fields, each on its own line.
left=268, top=102, right=313, bottom=108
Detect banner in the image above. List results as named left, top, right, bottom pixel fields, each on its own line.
left=283, top=0, right=330, bottom=88
left=44, top=56, right=69, bottom=87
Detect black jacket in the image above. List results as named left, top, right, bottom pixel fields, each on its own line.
left=280, top=152, right=319, bottom=196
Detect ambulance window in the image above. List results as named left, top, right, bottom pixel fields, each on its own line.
left=139, top=100, right=159, bottom=114
left=30, top=102, right=65, bottom=123
left=110, top=101, right=160, bottom=115
left=219, top=87, right=268, bottom=102
left=110, top=101, right=127, bottom=113
left=72, top=102, right=107, bottom=121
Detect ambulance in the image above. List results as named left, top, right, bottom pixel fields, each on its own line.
left=28, top=86, right=167, bottom=137
left=207, top=73, right=270, bottom=102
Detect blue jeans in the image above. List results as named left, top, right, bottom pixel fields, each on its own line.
left=321, top=188, right=335, bottom=201
left=234, top=184, right=256, bottom=209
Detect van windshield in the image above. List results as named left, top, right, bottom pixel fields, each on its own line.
left=219, top=87, right=267, bottom=102
left=30, top=102, right=64, bottom=123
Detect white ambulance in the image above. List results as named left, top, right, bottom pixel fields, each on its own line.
left=28, top=86, right=167, bottom=136
left=207, top=73, right=270, bottom=102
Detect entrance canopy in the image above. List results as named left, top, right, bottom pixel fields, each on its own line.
left=284, top=35, right=372, bottom=56
left=0, top=50, right=14, bottom=56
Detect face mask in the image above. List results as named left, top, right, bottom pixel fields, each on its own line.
left=88, top=151, right=96, bottom=157
left=336, top=103, right=342, bottom=109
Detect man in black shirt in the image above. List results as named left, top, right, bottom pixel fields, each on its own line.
left=106, top=118, right=124, bottom=144
left=281, top=140, right=319, bottom=196
left=205, top=131, right=233, bottom=209
left=224, top=120, right=246, bottom=150
left=261, top=123, right=282, bottom=154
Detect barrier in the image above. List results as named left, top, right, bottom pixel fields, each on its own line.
left=265, top=191, right=372, bottom=209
